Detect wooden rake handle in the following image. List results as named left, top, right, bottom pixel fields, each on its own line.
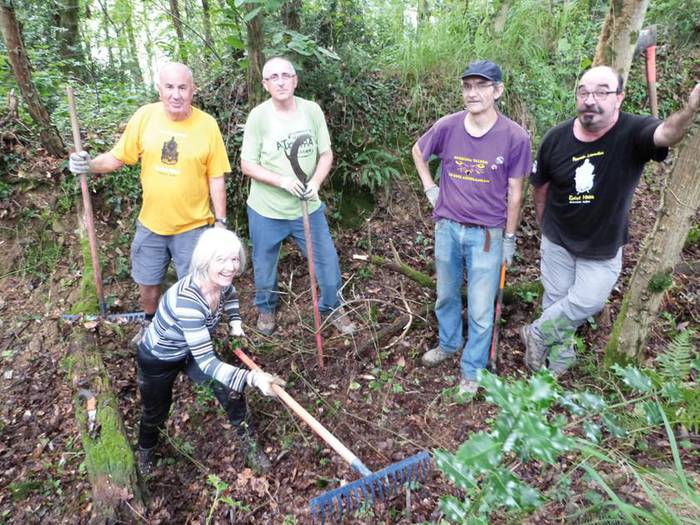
left=233, top=347, right=371, bottom=476
left=66, top=86, right=106, bottom=315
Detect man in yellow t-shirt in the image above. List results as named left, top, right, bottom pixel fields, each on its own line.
left=68, top=62, right=231, bottom=346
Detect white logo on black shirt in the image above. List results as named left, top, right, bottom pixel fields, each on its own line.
left=575, top=158, right=595, bottom=194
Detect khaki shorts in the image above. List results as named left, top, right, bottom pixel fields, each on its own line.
left=130, top=221, right=207, bottom=285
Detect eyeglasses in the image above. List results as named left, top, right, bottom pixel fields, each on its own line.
left=462, top=81, right=494, bottom=92
left=575, top=88, right=619, bottom=101
left=264, top=73, right=296, bottom=82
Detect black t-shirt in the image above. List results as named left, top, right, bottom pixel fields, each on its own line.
left=530, top=113, right=668, bottom=259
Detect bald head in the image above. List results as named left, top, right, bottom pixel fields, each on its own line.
left=262, top=57, right=296, bottom=80
left=156, top=62, right=195, bottom=121
left=579, top=66, right=623, bottom=94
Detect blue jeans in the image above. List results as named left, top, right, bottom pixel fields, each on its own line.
left=247, top=204, right=343, bottom=314
left=434, top=219, right=502, bottom=380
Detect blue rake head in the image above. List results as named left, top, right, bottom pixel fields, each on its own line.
left=309, top=451, right=432, bottom=524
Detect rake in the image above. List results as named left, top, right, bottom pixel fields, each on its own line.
left=285, top=133, right=325, bottom=368
left=231, top=346, right=432, bottom=523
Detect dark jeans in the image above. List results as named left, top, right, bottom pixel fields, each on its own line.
left=137, top=347, right=248, bottom=449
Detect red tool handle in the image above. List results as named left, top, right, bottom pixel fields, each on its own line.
left=66, top=87, right=107, bottom=315
left=233, top=346, right=370, bottom=475
left=488, top=262, right=507, bottom=372
left=300, top=200, right=325, bottom=368
left=645, top=45, right=658, bottom=118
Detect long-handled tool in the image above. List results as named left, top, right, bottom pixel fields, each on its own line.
left=232, top=346, right=432, bottom=523
left=634, top=25, right=658, bottom=118
left=488, top=261, right=507, bottom=373
left=66, top=86, right=107, bottom=316
left=62, top=87, right=144, bottom=324
left=285, top=134, right=325, bottom=368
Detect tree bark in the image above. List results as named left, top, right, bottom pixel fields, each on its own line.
left=169, top=0, right=188, bottom=64
left=281, top=0, right=301, bottom=31
left=0, top=3, right=65, bottom=157
left=605, top=127, right=700, bottom=364
left=51, top=0, right=84, bottom=77
left=592, top=0, right=649, bottom=82
left=66, top=329, right=146, bottom=523
left=124, top=5, right=144, bottom=85
left=201, top=0, right=214, bottom=57
left=245, top=5, right=264, bottom=108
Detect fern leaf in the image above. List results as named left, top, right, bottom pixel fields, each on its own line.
left=655, top=330, right=695, bottom=382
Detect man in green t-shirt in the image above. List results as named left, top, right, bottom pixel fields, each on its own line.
left=241, top=57, right=356, bottom=336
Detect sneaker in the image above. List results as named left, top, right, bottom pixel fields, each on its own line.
left=324, top=307, right=357, bottom=335
left=239, top=434, right=272, bottom=475
left=458, top=377, right=479, bottom=397
left=520, top=324, right=547, bottom=372
left=129, top=320, right=150, bottom=351
left=138, top=446, right=156, bottom=476
left=547, top=345, right=577, bottom=377
left=421, top=346, right=453, bottom=367
left=256, top=311, right=276, bottom=336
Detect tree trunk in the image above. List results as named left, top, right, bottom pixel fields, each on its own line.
left=201, top=0, right=214, bottom=57
left=169, top=0, right=188, bottom=63
left=281, top=0, right=301, bottom=31
left=51, top=0, right=84, bottom=77
left=605, top=128, right=700, bottom=364
left=66, top=329, right=146, bottom=523
left=140, top=0, right=155, bottom=85
left=592, top=0, right=649, bottom=82
left=245, top=6, right=264, bottom=108
left=125, top=10, right=144, bottom=85
left=0, top=3, right=65, bottom=157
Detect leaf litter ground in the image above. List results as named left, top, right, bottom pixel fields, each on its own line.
left=0, top=158, right=698, bottom=524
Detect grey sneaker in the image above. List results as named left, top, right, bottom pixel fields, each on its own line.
left=421, top=346, right=453, bottom=367
left=548, top=345, right=577, bottom=377
left=520, top=324, right=547, bottom=372
left=256, top=311, right=276, bottom=336
left=325, top=307, right=357, bottom=335
left=458, top=377, right=479, bottom=397
left=129, top=320, right=150, bottom=351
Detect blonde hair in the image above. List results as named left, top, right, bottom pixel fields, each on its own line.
left=189, top=228, right=247, bottom=283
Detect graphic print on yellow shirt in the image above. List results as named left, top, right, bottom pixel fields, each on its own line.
left=111, top=103, right=231, bottom=235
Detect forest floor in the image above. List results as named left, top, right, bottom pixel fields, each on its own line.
left=0, top=145, right=698, bottom=524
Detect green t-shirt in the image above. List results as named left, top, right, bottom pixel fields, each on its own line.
left=241, top=97, right=331, bottom=219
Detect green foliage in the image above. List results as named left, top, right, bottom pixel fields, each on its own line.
left=685, top=224, right=700, bottom=249
left=655, top=330, right=695, bottom=382
left=648, top=272, right=674, bottom=293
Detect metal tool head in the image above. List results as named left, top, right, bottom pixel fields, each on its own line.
left=285, top=133, right=313, bottom=184
left=634, top=25, right=657, bottom=58
left=310, top=450, right=432, bottom=523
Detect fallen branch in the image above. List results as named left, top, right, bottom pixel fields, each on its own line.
left=355, top=315, right=411, bottom=356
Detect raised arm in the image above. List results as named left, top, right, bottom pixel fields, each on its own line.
left=653, top=82, right=700, bottom=147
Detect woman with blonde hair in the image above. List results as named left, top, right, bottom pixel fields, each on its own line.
left=136, top=228, right=284, bottom=474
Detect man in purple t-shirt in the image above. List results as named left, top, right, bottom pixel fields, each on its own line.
left=412, top=60, right=532, bottom=396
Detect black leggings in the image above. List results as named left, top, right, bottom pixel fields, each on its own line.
left=137, top=348, right=248, bottom=449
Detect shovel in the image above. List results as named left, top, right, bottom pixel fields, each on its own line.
left=232, top=345, right=432, bottom=523
left=285, top=133, right=325, bottom=368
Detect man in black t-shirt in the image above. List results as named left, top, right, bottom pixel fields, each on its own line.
left=522, top=65, right=700, bottom=376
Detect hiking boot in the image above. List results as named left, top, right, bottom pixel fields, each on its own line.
left=324, top=307, right=357, bottom=335
left=421, top=346, right=453, bottom=367
left=239, top=433, right=272, bottom=475
left=256, top=311, right=276, bottom=336
left=457, top=377, right=479, bottom=397
left=520, top=324, right=547, bottom=372
left=129, top=320, right=151, bottom=351
left=547, top=345, right=577, bottom=378
left=138, top=446, right=156, bottom=476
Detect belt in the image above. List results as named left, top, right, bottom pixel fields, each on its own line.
left=458, top=222, right=492, bottom=252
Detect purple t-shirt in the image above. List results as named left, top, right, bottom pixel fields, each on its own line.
left=418, top=111, right=532, bottom=227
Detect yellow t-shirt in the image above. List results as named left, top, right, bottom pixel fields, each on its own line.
left=111, top=103, right=231, bottom=235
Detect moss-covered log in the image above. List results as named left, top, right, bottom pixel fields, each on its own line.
left=368, top=254, right=543, bottom=304
left=64, top=329, right=145, bottom=522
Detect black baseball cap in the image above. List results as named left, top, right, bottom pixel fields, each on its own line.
left=461, top=60, right=502, bottom=82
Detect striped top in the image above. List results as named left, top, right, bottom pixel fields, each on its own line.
left=141, top=273, right=249, bottom=393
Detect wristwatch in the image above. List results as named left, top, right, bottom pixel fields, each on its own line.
left=215, top=217, right=228, bottom=226
left=504, top=232, right=516, bottom=239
